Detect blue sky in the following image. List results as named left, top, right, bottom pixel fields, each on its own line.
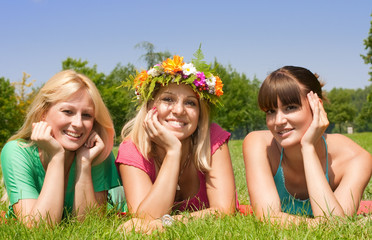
left=1, top=0, right=371, bottom=90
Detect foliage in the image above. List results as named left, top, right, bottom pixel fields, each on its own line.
left=0, top=78, right=24, bottom=149
left=135, top=41, right=172, bottom=69
left=324, top=88, right=357, bottom=133
left=361, top=13, right=372, bottom=82
left=213, top=62, right=266, bottom=138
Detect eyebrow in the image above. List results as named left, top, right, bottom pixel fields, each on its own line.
left=163, top=91, right=198, bottom=99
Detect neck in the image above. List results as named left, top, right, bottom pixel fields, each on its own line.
left=278, top=137, right=324, bottom=169
left=154, top=137, right=193, bottom=166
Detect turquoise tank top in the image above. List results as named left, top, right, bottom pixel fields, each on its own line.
left=273, top=136, right=329, bottom=216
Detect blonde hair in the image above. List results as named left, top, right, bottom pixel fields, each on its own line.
left=9, top=69, right=115, bottom=164
left=121, top=83, right=212, bottom=171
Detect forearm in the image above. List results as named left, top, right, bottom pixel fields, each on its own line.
left=302, top=145, right=344, bottom=217
left=24, top=154, right=65, bottom=225
left=134, top=151, right=181, bottom=219
left=73, top=159, right=98, bottom=219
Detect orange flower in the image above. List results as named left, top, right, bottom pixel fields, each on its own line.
left=215, top=76, right=223, bottom=96
left=162, top=55, right=184, bottom=75
left=134, top=70, right=148, bottom=87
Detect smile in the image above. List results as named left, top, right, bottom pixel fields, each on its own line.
left=64, top=130, right=82, bottom=138
left=278, top=129, right=293, bottom=135
left=166, top=120, right=187, bottom=127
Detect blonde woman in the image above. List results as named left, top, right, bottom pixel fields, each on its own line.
left=116, top=50, right=237, bottom=233
left=1, top=70, right=121, bottom=226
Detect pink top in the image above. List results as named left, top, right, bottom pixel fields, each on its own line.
left=115, top=123, right=231, bottom=212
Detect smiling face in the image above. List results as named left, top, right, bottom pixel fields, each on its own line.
left=152, top=83, right=200, bottom=141
left=265, top=96, right=313, bottom=148
left=43, top=88, right=95, bottom=151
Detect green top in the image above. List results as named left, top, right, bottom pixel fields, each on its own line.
left=1, top=140, right=122, bottom=216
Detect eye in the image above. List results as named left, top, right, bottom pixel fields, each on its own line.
left=62, top=109, right=73, bottom=115
left=82, top=113, right=93, bottom=119
left=161, top=97, right=173, bottom=103
left=285, top=105, right=299, bottom=111
left=185, top=100, right=197, bottom=107
left=265, top=109, right=275, bottom=115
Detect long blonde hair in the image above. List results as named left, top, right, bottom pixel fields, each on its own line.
left=9, top=69, right=115, bottom=164
left=121, top=83, right=212, bottom=171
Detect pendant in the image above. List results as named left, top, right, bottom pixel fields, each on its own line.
left=176, top=184, right=180, bottom=191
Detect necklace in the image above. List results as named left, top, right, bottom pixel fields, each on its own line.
left=177, top=153, right=191, bottom=191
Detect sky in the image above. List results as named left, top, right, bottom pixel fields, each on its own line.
left=1, top=0, right=371, bottom=91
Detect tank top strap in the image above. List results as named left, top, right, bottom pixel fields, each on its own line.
left=278, top=136, right=329, bottom=180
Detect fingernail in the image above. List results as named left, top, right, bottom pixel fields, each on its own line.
left=152, top=106, right=156, bottom=110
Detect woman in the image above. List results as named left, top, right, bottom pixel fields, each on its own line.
left=1, top=70, right=121, bottom=226
left=116, top=51, right=237, bottom=233
left=243, top=66, right=372, bottom=224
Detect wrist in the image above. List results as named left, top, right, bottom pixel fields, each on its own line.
left=160, top=214, right=174, bottom=227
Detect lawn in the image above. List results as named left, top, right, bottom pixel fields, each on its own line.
left=0, top=133, right=371, bottom=239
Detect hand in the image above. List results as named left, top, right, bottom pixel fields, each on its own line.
left=31, top=121, right=64, bottom=159
left=117, top=218, right=164, bottom=235
left=143, top=107, right=181, bottom=152
left=76, top=130, right=105, bottom=164
left=301, top=91, right=329, bottom=146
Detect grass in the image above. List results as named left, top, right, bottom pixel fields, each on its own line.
left=0, top=133, right=371, bottom=239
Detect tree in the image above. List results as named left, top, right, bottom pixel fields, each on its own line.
left=361, top=13, right=372, bottom=82
left=12, top=72, right=36, bottom=116
left=324, top=88, right=357, bottom=133
left=135, top=41, right=172, bottom=69
left=213, top=61, right=265, bottom=138
left=0, top=77, right=23, bottom=149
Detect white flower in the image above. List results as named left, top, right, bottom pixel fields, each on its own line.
left=182, top=63, right=197, bottom=76
left=148, top=67, right=161, bottom=77
left=206, top=75, right=216, bottom=94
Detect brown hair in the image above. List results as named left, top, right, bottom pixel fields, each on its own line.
left=258, top=66, right=324, bottom=111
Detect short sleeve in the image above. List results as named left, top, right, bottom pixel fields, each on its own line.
left=210, top=123, right=231, bottom=155
left=115, top=140, right=156, bottom=182
left=91, top=152, right=121, bottom=192
left=0, top=141, right=44, bottom=205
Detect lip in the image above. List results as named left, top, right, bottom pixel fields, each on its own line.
left=165, top=119, right=188, bottom=128
left=64, top=130, right=83, bottom=139
left=276, top=128, right=294, bottom=137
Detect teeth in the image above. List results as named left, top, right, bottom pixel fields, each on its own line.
left=279, top=129, right=291, bottom=134
left=167, top=121, right=185, bottom=127
left=65, top=130, right=81, bottom=138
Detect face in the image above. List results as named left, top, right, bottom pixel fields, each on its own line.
left=44, top=89, right=95, bottom=151
left=153, top=83, right=200, bottom=141
left=265, top=96, right=312, bottom=148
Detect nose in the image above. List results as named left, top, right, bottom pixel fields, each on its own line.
left=275, top=110, right=287, bottom=126
left=71, top=114, right=83, bottom=127
left=171, top=101, right=185, bottom=115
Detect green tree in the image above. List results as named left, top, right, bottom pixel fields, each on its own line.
left=361, top=13, right=372, bottom=82
left=213, top=62, right=265, bottom=138
left=324, top=88, right=357, bottom=133
left=135, top=41, right=172, bottom=69
left=0, top=77, right=23, bottom=149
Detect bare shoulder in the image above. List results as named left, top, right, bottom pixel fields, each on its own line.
left=243, top=130, right=273, bottom=148
left=326, top=133, right=372, bottom=166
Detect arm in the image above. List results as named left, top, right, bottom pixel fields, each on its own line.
left=301, top=92, right=345, bottom=217
left=243, top=131, right=319, bottom=225
left=120, top=108, right=182, bottom=219
left=13, top=122, right=66, bottom=226
left=327, top=135, right=372, bottom=216
left=73, top=131, right=107, bottom=220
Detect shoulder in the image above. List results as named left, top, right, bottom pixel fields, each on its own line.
left=326, top=133, right=372, bottom=172
left=243, top=130, right=273, bottom=150
left=1, top=140, right=36, bottom=166
left=210, top=123, right=231, bottom=155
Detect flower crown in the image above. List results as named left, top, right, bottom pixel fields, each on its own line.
left=124, top=48, right=224, bottom=106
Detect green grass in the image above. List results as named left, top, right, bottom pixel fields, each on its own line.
left=0, top=133, right=371, bottom=239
